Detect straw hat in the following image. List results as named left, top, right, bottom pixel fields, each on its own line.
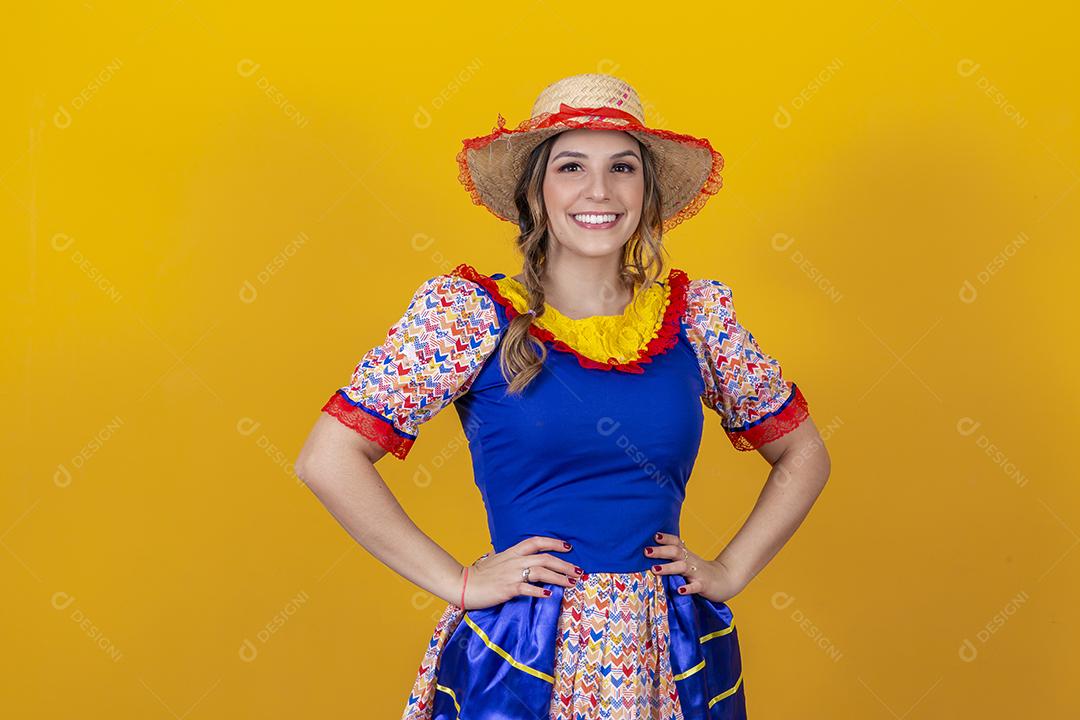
left=456, top=73, right=724, bottom=233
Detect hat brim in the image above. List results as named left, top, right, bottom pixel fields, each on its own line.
left=457, top=115, right=724, bottom=234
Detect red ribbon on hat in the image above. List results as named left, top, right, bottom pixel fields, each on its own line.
left=536, top=103, right=643, bottom=128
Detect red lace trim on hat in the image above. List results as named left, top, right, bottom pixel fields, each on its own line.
left=726, top=384, right=810, bottom=451
left=455, top=111, right=724, bottom=233
left=450, top=262, right=688, bottom=375
left=321, top=391, right=414, bottom=460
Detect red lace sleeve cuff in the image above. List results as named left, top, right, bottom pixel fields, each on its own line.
left=321, top=391, right=416, bottom=460
left=724, top=384, right=810, bottom=451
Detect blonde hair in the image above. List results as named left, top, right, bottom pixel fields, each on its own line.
left=498, top=131, right=669, bottom=395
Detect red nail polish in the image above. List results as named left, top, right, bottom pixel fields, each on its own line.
left=655, top=532, right=663, bottom=541
left=575, top=566, right=583, bottom=574
left=563, top=542, right=571, bottom=549
left=645, top=547, right=653, bottom=555
left=678, top=587, right=686, bottom=594
left=652, top=565, right=662, bottom=572
left=543, top=588, right=552, bottom=596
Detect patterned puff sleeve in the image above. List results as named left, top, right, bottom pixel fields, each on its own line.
left=320, top=273, right=503, bottom=460
left=684, top=278, right=810, bottom=451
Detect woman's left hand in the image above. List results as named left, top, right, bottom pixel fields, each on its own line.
left=644, top=532, right=745, bottom=603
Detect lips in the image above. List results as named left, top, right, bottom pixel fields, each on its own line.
left=570, top=213, right=623, bottom=230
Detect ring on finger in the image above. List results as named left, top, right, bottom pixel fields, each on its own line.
left=681, top=547, right=689, bottom=561
left=522, top=566, right=531, bottom=583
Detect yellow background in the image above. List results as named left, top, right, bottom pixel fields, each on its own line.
left=4, top=1, right=1078, bottom=717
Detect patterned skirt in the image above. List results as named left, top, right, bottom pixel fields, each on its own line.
left=401, top=563, right=747, bottom=719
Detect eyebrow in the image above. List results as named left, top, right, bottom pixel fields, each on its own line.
left=550, top=149, right=641, bottom=163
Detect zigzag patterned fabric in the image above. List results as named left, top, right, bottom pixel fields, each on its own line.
left=683, top=278, right=810, bottom=451
left=320, top=274, right=503, bottom=459
left=548, top=571, right=683, bottom=718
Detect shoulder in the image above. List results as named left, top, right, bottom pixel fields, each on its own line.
left=403, top=264, right=501, bottom=317
left=407, top=267, right=483, bottom=299
left=685, top=276, right=734, bottom=303
left=683, top=276, right=736, bottom=328
left=392, top=265, right=505, bottom=348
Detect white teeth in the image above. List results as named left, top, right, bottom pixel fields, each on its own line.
left=573, top=213, right=618, bottom=225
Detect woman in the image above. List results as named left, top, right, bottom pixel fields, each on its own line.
left=296, top=73, right=831, bottom=719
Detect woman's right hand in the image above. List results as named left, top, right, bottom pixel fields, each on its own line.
left=461, top=536, right=583, bottom=610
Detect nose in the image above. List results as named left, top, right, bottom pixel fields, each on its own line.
left=584, top=170, right=611, bottom=203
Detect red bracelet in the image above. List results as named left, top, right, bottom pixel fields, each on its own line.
left=460, top=565, right=469, bottom=609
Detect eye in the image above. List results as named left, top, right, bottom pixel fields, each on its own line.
left=557, top=161, right=637, bottom=173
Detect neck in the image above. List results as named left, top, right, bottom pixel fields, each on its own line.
left=516, top=252, right=635, bottom=320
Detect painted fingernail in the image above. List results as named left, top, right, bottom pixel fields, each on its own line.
left=655, top=532, right=663, bottom=541
left=645, top=547, right=653, bottom=555
left=678, top=587, right=686, bottom=594
left=563, top=542, right=571, bottom=549
left=574, top=566, right=583, bottom=574
left=652, top=565, right=662, bottom=572
left=543, top=588, right=552, bottom=596
left=568, top=577, right=577, bottom=585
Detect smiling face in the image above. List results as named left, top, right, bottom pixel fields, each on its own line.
left=542, top=129, right=645, bottom=259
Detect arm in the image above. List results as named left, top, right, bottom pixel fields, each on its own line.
left=682, top=277, right=830, bottom=595
left=295, top=413, right=465, bottom=605
left=711, top=416, right=831, bottom=589
left=294, top=272, right=502, bottom=606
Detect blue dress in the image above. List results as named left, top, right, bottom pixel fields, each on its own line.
left=321, top=262, right=811, bottom=719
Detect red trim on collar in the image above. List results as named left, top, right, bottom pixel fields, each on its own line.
left=450, top=262, right=688, bottom=374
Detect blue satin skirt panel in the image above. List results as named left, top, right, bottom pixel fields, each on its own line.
left=403, top=571, right=747, bottom=719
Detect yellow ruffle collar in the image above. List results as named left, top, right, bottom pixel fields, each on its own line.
left=491, top=274, right=672, bottom=365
